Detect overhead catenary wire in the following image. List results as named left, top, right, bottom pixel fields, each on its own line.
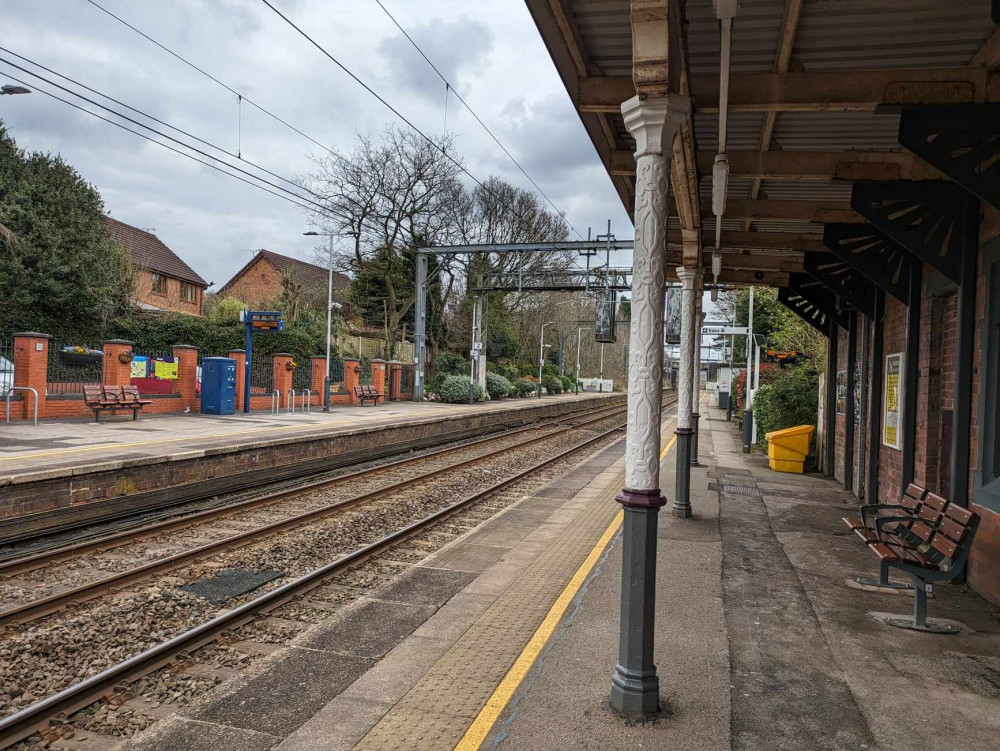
left=0, top=70, right=324, bottom=218
left=0, top=57, right=336, bottom=217
left=83, top=0, right=344, bottom=163
left=372, top=0, right=583, bottom=241
left=258, top=0, right=581, bottom=247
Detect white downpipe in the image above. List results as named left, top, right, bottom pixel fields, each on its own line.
left=711, top=10, right=735, bottom=299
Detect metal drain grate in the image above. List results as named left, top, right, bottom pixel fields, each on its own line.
left=721, top=484, right=761, bottom=496
left=181, top=567, right=284, bottom=603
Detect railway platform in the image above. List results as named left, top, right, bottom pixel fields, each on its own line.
left=0, top=392, right=622, bottom=530
left=101, top=403, right=1000, bottom=751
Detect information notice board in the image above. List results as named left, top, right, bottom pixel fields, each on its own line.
left=883, top=352, right=903, bottom=449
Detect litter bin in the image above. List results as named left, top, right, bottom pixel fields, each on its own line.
left=717, top=390, right=730, bottom=410
left=764, top=424, right=815, bottom=473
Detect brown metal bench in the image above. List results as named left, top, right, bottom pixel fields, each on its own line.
left=83, top=385, right=151, bottom=422
left=354, top=384, right=382, bottom=406
left=843, top=484, right=979, bottom=633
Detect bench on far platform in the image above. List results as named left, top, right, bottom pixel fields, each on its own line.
left=354, top=384, right=383, bottom=406
left=843, top=483, right=979, bottom=634
left=83, top=385, right=153, bottom=422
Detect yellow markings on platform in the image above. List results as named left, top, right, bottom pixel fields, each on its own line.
left=456, top=436, right=679, bottom=751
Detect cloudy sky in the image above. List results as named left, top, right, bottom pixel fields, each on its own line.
left=1, top=0, right=633, bottom=288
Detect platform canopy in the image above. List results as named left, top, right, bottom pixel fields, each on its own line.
left=525, top=0, right=998, bottom=286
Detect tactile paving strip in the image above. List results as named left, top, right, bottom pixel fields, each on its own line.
left=354, top=465, right=626, bottom=750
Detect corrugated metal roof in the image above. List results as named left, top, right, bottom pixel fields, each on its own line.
left=793, top=1, right=994, bottom=72
left=686, top=0, right=786, bottom=76
left=752, top=220, right=824, bottom=235
left=758, top=180, right=854, bottom=202
left=694, top=111, right=766, bottom=151
left=574, top=0, right=632, bottom=77
left=771, top=111, right=902, bottom=152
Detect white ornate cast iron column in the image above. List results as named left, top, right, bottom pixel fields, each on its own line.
left=611, top=93, right=690, bottom=716
left=673, top=266, right=702, bottom=517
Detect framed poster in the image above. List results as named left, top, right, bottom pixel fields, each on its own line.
left=854, top=361, right=863, bottom=424
left=883, top=353, right=903, bottom=449
left=836, top=370, right=847, bottom=415
left=594, top=291, right=616, bottom=343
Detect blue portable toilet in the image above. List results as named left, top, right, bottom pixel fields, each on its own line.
left=201, top=357, right=237, bottom=415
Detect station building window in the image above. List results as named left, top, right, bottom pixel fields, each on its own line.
left=976, top=238, right=1000, bottom=511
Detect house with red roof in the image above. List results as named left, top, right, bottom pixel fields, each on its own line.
left=217, top=249, right=350, bottom=313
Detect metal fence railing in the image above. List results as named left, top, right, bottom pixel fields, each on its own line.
left=358, top=358, right=373, bottom=386
left=47, top=343, right=103, bottom=395
left=336, top=334, right=414, bottom=363
left=0, top=337, right=12, bottom=396
left=249, top=355, right=273, bottom=396
left=292, top=360, right=312, bottom=391
left=328, top=358, right=347, bottom=397
left=395, top=364, right=414, bottom=401
left=131, top=349, right=178, bottom=395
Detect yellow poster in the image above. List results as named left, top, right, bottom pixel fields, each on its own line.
left=153, top=358, right=179, bottom=380
left=883, top=353, right=902, bottom=449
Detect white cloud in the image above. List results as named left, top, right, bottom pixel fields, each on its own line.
left=1, top=0, right=631, bottom=288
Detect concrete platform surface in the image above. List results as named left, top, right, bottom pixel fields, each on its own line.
left=99, top=403, right=1000, bottom=750
left=0, top=392, right=616, bottom=483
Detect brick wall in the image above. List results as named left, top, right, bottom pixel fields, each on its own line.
left=833, top=328, right=849, bottom=484
left=970, top=205, right=1000, bottom=605
left=218, top=256, right=283, bottom=308
left=877, top=295, right=908, bottom=501
left=134, top=269, right=203, bottom=316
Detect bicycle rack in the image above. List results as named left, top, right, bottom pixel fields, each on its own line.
left=4, top=387, right=39, bottom=427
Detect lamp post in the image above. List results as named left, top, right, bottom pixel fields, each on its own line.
left=0, top=85, right=30, bottom=96
left=303, top=231, right=340, bottom=412
left=538, top=322, right=553, bottom=398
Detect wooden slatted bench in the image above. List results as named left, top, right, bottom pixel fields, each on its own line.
left=843, top=486, right=980, bottom=633
left=354, top=384, right=382, bottom=406
left=83, top=385, right=152, bottom=422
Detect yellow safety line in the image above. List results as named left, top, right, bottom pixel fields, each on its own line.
left=454, top=434, right=679, bottom=750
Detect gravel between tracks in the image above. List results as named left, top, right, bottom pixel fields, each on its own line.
left=1, top=414, right=631, bottom=732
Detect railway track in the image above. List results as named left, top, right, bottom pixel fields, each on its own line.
left=0, top=398, right=626, bottom=548
left=0, top=404, right=631, bottom=628
left=0, top=395, right=676, bottom=749
left=0, top=400, right=628, bottom=570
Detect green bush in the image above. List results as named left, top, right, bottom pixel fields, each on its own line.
left=485, top=372, right=510, bottom=399
left=514, top=378, right=537, bottom=397
left=438, top=375, right=484, bottom=403
left=753, top=365, right=819, bottom=452
left=433, top=351, right=468, bottom=376
left=559, top=375, right=574, bottom=393
left=541, top=374, right=563, bottom=394
left=501, top=363, right=521, bottom=383
left=542, top=363, right=559, bottom=378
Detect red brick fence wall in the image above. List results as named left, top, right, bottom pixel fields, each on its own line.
left=5, top=332, right=394, bottom=421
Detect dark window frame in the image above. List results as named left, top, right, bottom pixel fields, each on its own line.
left=151, top=273, right=167, bottom=295
left=974, top=236, right=1000, bottom=512
left=181, top=282, right=197, bottom=303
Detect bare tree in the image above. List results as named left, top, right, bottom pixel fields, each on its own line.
left=302, top=126, right=463, bottom=357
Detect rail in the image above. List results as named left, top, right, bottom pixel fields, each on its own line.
left=0, top=406, right=651, bottom=748
left=4, top=386, right=38, bottom=427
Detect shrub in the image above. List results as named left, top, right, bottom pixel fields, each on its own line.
left=753, top=365, right=819, bottom=452
left=559, top=375, right=574, bottom=392
left=541, top=374, right=563, bottom=394
left=514, top=378, right=537, bottom=397
left=485, top=372, right=510, bottom=399
left=501, top=363, right=521, bottom=382
left=434, top=351, right=468, bottom=376
left=438, top=375, right=484, bottom=403
left=542, top=363, right=559, bottom=378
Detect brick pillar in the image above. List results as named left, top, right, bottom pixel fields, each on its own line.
left=388, top=361, right=402, bottom=400
left=344, top=358, right=360, bottom=405
left=173, top=345, right=198, bottom=411
left=371, top=359, right=387, bottom=397
left=102, top=340, right=135, bottom=387
left=12, top=332, right=49, bottom=420
left=272, top=353, right=294, bottom=407
left=229, top=350, right=246, bottom=412
left=311, top=356, right=327, bottom=395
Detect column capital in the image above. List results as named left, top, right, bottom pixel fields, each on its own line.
left=621, top=95, right=691, bottom=158
left=675, top=266, right=704, bottom=288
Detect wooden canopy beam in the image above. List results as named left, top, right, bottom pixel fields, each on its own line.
left=610, top=149, right=943, bottom=180
left=578, top=67, right=995, bottom=113
left=668, top=228, right=824, bottom=253
left=669, top=199, right=862, bottom=223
